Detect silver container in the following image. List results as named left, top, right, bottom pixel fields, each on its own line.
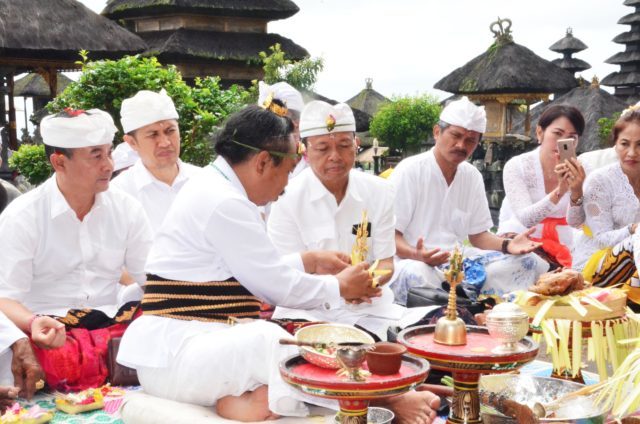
left=480, top=375, right=607, bottom=424
left=334, top=407, right=394, bottom=424
left=485, top=302, right=529, bottom=353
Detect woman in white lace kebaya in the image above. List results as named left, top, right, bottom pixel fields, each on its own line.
left=499, top=105, right=586, bottom=268
left=572, top=107, right=640, bottom=307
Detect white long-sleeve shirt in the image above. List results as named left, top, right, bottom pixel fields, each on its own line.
left=572, top=162, right=640, bottom=269
left=110, top=159, right=200, bottom=234
left=499, top=148, right=583, bottom=245
left=119, top=157, right=343, bottom=368
left=0, top=176, right=153, bottom=317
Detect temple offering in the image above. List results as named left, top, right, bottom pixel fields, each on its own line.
left=350, top=210, right=391, bottom=288
left=295, top=323, right=374, bottom=369
left=434, top=245, right=467, bottom=345
left=485, top=303, right=529, bottom=353
left=0, top=403, right=53, bottom=424
left=54, top=388, right=104, bottom=415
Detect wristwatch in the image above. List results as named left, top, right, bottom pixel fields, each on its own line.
left=501, top=238, right=511, bottom=254
left=570, top=196, right=584, bottom=207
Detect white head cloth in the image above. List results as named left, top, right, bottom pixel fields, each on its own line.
left=120, top=89, right=179, bottom=134
left=112, top=142, right=140, bottom=172
left=258, top=81, right=304, bottom=113
left=440, top=96, right=487, bottom=133
left=41, top=109, right=117, bottom=148
left=299, top=101, right=356, bottom=138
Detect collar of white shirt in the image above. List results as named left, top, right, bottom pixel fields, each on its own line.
left=132, top=159, right=192, bottom=192
left=210, top=156, right=249, bottom=199
left=307, top=169, right=364, bottom=204
left=49, top=175, right=105, bottom=219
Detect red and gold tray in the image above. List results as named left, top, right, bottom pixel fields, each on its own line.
left=398, top=325, right=538, bottom=424
left=280, top=354, right=429, bottom=423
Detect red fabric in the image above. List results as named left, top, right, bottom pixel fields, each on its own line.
left=32, top=324, right=127, bottom=392
left=531, top=216, right=572, bottom=268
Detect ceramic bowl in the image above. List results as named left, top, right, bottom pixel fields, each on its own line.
left=365, top=342, right=407, bottom=375
left=295, top=323, right=375, bottom=369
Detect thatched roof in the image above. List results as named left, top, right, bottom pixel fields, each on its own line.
left=140, top=29, right=307, bottom=62
left=625, top=0, right=640, bottom=6
left=606, top=51, right=640, bottom=65
left=549, top=30, right=588, bottom=53
left=13, top=73, right=72, bottom=97
left=0, top=0, right=146, bottom=63
left=434, top=39, right=578, bottom=94
left=602, top=71, right=640, bottom=86
left=613, top=31, right=640, bottom=44
left=103, top=0, right=299, bottom=21
left=551, top=57, right=591, bottom=74
left=620, top=11, right=640, bottom=25
left=300, top=89, right=370, bottom=132
left=345, top=79, right=389, bottom=118
left=512, top=84, right=627, bottom=153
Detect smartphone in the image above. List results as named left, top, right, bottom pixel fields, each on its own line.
left=557, top=138, right=577, bottom=162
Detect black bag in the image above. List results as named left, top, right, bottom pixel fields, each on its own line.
left=107, top=337, right=139, bottom=386
left=406, top=284, right=494, bottom=315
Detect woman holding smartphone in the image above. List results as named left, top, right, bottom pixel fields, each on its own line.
left=573, top=105, right=640, bottom=308
left=498, top=105, right=586, bottom=268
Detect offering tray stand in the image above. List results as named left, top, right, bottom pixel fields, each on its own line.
left=397, top=325, right=538, bottom=424
left=279, top=354, right=429, bottom=424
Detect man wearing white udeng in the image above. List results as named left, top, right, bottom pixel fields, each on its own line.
left=389, top=97, right=546, bottom=303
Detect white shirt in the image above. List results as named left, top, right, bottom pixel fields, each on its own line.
left=268, top=168, right=396, bottom=261
left=498, top=148, right=580, bottom=246
left=572, top=162, right=640, bottom=269
left=119, top=157, right=343, bottom=368
left=0, top=310, right=24, bottom=353
left=0, top=176, right=153, bottom=317
left=267, top=168, right=403, bottom=335
left=111, top=159, right=200, bottom=234
left=389, top=149, right=493, bottom=250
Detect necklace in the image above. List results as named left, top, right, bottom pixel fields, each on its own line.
left=210, top=163, right=230, bottom=181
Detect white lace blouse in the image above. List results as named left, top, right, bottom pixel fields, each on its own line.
left=499, top=148, right=584, bottom=247
left=572, top=162, right=640, bottom=269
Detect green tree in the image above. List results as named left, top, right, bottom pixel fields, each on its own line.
left=8, top=144, right=50, bottom=186
left=369, top=95, right=442, bottom=155
left=597, top=112, right=621, bottom=148
left=48, top=55, right=251, bottom=167
left=259, top=44, right=324, bottom=91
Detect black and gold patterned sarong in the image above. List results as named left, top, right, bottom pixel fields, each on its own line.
left=141, top=274, right=262, bottom=323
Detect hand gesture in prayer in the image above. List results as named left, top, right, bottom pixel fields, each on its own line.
left=30, top=316, right=66, bottom=349
left=10, top=338, right=45, bottom=400
left=415, top=237, right=450, bottom=266
left=337, top=262, right=381, bottom=304
left=507, top=228, right=542, bottom=255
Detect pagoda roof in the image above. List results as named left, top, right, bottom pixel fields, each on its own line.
left=13, top=72, right=72, bottom=97
left=514, top=84, right=627, bottom=153
left=613, top=30, right=640, bottom=44
left=0, top=0, right=146, bottom=65
left=434, top=39, right=577, bottom=94
left=619, top=11, right=640, bottom=25
left=602, top=71, right=640, bottom=86
left=140, top=28, right=307, bottom=62
left=549, top=29, right=588, bottom=53
left=605, top=50, right=640, bottom=65
left=551, top=57, right=591, bottom=73
left=345, top=79, right=390, bottom=118
left=624, top=0, right=640, bottom=6
left=103, top=0, right=299, bottom=21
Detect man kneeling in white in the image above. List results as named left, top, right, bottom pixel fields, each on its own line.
left=390, top=97, right=547, bottom=304
left=117, top=104, right=382, bottom=422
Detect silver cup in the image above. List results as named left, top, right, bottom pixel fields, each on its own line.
left=485, top=303, right=529, bottom=353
